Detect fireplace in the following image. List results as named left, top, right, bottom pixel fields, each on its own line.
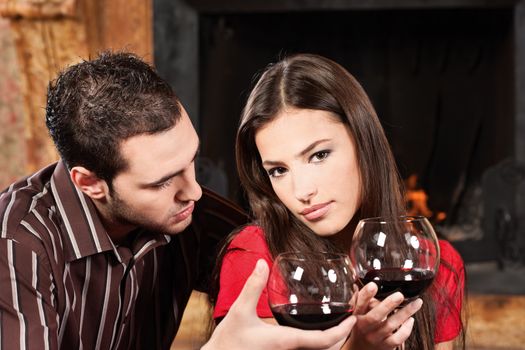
left=154, top=0, right=525, bottom=294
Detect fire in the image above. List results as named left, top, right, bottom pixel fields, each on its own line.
left=405, top=174, right=446, bottom=222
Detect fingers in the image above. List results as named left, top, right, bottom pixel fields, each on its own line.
left=354, top=297, right=422, bottom=349
left=357, top=292, right=405, bottom=333
left=383, top=317, right=415, bottom=347
left=321, top=315, right=356, bottom=344
left=388, top=299, right=423, bottom=326
left=354, top=282, right=378, bottom=315
left=229, top=259, right=269, bottom=313
left=372, top=299, right=423, bottom=340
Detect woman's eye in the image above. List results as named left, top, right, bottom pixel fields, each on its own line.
left=311, top=150, right=331, bottom=163
left=267, top=167, right=287, bottom=178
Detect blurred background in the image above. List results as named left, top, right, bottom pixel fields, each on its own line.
left=1, top=0, right=524, bottom=349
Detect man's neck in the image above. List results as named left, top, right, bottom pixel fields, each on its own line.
left=91, top=199, right=137, bottom=245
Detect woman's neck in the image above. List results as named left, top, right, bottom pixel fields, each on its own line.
left=327, top=215, right=360, bottom=252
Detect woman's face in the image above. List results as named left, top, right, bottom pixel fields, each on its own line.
left=255, top=108, right=362, bottom=237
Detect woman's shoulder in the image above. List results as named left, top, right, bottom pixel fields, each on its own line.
left=434, top=240, right=465, bottom=342
left=435, top=239, right=465, bottom=292
left=438, top=239, right=464, bottom=269
left=228, top=224, right=268, bottom=252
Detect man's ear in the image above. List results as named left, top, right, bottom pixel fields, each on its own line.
left=70, top=166, right=109, bottom=200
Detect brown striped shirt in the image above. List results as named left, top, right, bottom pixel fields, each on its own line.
left=0, top=161, right=222, bottom=349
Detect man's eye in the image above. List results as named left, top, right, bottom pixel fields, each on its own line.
left=311, top=150, right=331, bottom=163
left=153, top=179, right=172, bottom=190
left=267, top=167, right=287, bottom=178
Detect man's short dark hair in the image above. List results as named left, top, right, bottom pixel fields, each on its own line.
left=45, top=51, right=181, bottom=187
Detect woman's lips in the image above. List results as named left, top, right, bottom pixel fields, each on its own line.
left=173, top=202, right=195, bottom=222
left=300, top=202, right=332, bottom=221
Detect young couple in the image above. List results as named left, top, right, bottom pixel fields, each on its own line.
left=0, top=51, right=463, bottom=350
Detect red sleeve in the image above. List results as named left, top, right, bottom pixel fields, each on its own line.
left=433, top=240, right=465, bottom=343
left=213, top=226, right=274, bottom=319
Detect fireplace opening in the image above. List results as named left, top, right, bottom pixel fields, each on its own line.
left=155, top=2, right=525, bottom=293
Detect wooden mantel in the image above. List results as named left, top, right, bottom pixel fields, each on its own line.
left=0, top=0, right=153, bottom=173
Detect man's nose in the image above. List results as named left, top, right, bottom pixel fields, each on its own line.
left=176, top=170, right=202, bottom=203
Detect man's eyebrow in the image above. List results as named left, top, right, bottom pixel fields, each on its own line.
left=262, top=139, right=330, bottom=167
left=142, top=144, right=200, bottom=187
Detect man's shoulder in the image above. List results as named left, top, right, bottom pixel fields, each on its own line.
left=189, top=187, right=250, bottom=244
left=1, top=164, right=57, bottom=212
left=0, top=164, right=61, bottom=257
left=193, top=187, right=249, bottom=228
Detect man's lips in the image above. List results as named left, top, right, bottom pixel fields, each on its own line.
left=173, top=202, right=195, bottom=222
left=300, top=202, right=332, bottom=221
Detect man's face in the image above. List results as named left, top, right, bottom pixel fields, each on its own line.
left=106, top=107, right=202, bottom=236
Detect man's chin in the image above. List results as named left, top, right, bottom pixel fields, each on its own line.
left=163, top=216, right=193, bottom=235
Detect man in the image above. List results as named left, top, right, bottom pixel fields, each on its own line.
left=0, top=52, right=354, bottom=349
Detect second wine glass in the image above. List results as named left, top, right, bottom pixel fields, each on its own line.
left=350, top=216, right=440, bottom=305
left=267, top=252, right=356, bottom=330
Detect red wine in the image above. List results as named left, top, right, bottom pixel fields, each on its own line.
left=360, top=268, right=434, bottom=301
left=270, top=302, right=353, bottom=330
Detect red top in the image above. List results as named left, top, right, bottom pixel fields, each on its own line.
left=213, top=225, right=464, bottom=343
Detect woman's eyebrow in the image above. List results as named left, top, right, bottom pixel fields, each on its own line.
left=295, top=139, right=330, bottom=158
left=261, top=139, right=330, bottom=167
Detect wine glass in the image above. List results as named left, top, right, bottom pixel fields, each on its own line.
left=350, top=216, right=440, bottom=306
left=267, top=252, right=356, bottom=330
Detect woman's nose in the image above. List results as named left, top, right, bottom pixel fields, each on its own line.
left=293, top=174, right=317, bottom=203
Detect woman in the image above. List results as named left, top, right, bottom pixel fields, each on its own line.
left=211, top=54, right=464, bottom=350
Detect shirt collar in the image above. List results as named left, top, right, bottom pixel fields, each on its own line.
left=50, top=161, right=170, bottom=262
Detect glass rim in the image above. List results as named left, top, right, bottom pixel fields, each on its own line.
left=358, top=215, right=430, bottom=224
left=275, top=251, right=350, bottom=262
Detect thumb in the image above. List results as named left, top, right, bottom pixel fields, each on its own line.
left=230, top=259, right=269, bottom=312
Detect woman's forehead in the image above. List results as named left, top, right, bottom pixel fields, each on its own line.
left=255, top=109, right=351, bottom=159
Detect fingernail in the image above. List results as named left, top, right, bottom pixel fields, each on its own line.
left=411, top=298, right=423, bottom=310
left=392, top=292, right=404, bottom=303
left=255, top=259, right=265, bottom=274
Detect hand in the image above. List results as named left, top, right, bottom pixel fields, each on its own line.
left=202, top=259, right=356, bottom=350
left=347, top=282, right=423, bottom=350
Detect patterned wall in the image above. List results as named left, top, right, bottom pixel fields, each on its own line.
left=0, top=18, right=26, bottom=190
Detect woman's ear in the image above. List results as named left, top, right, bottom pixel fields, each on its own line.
left=70, top=166, right=109, bottom=200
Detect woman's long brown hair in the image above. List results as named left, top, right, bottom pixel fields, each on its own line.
left=210, top=53, right=464, bottom=349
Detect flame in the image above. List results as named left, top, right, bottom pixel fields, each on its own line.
left=405, top=174, right=446, bottom=223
